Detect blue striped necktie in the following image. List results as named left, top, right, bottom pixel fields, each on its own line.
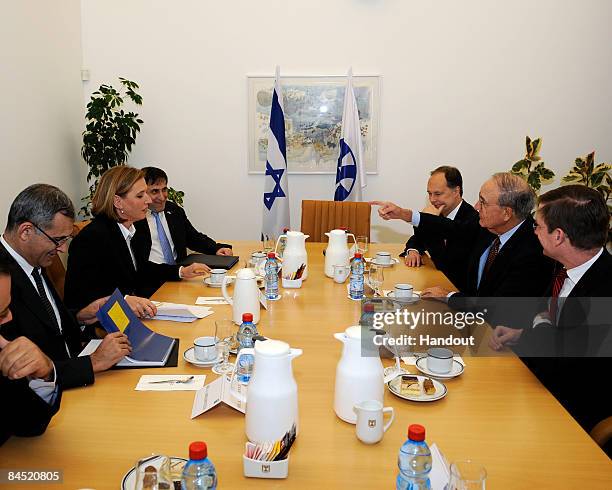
left=153, top=211, right=176, bottom=265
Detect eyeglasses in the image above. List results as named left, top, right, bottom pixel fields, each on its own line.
left=32, top=223, right=73, bottom=248
left=477, top=196, right=501, bottom=208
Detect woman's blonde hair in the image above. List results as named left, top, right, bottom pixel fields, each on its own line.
left=92, top=166, right=145, bottom=221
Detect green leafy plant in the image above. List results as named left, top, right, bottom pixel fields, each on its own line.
left=167, top=187, right=185, bottom=207
left=562, top=151, right=612, bottom=242
left=511, top=136, right=555, bottom=192
left=80, top=78, right=143, bottom=216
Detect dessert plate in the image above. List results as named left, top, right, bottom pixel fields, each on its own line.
left=415, top=357, right=465, bottom=379
left=122, top=455, right=187, bottom=490
left=387, top=374, right=447, bottom=402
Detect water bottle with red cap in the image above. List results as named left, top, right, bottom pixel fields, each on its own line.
left=181, top=441, right=217, bottom=489
left=396, top=424, right=432, bottom=489
left=236, top=312, right=258, bottom=384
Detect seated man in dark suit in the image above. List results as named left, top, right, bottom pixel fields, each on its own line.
left=0, top=253, right=61, bottom=445
left=135, top=167, right=232, bottom=266
left=1, top=184, right=131, bottom=389
left=489, top=185, right=611, bottom=440
left=371, top=166, right=480, bottom=290
left=419, top=172, right=553, bottom=303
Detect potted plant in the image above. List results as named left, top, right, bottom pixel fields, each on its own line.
left=80, top=78, right=143, bottom=216
left=511, top=136, right=555, bottom=193
left=562, top=151, right=612, bottom=247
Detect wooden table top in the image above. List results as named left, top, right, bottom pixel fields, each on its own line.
left=1, top=242, right=610, bottom=489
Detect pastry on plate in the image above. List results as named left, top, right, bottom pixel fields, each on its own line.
left=423, top=377, right=436, bottom=395
left=400, top=375, right=421, bottom=396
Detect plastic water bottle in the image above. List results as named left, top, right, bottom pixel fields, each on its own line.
left=396, top=424, right=432, bottom=489
left=236, top=313, right=257, bottom=384
left=181, top=441, right=217, bottom=489
left=264, top=252, right=280, bottom=299
left=349, top=252, right=365, bottom=300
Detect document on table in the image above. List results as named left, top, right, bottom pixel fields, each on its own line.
left=191, top=375, right=246, bottom=418
left=135, top=374, right=205, bottom=391
left=79, top=339, right=175, bottom=367
left=151, top=301, right=213, bottom=322
left=195, top=296, right=229, bottom=305
left=429, top=443, right=451, bottom=489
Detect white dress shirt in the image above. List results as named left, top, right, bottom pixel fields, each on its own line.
left=117, top=223, right=137, bottom=269
left=145, top=209, right=178, bottom=264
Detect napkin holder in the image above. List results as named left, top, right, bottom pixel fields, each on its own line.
left=242, top=455, right=289, bottom=479
left=282, top=277, right=302, bottom=289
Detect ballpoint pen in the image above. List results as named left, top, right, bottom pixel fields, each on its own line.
left=147, top=376, right=195, bottom=384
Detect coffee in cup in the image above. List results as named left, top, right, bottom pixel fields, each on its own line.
left=375, top=251, right=392, bottom=265
left=426, top=347, right=454, bottom=374
left=194, top=336, right=217, bottom=362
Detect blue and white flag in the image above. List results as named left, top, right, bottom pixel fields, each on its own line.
left=334, top=68, right=366, bottom=202
left=262, top=66, right=290, bottom=239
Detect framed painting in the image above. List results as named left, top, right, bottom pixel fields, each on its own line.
left=247, top=75, right=380, bottom=174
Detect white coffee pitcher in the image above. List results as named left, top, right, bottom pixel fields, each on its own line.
left=275, top=230, right=309, bottom=280
left=231, top=339, right=303, bottom=444
left=334, top=326, right=384, bottom=424
left=324, top=229, right=357, bottom=278
left=222, top=268, right=260, bottom=325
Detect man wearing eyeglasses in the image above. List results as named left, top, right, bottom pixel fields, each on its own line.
left=0, top=184, right=131, bottom=389
left=419, top=173, right=553, bottom=304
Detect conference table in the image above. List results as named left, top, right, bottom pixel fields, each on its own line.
left=1, top=242, right=611, bottom=489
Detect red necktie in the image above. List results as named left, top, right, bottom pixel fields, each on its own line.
left=548, top=267, right=568, bottom=324
left=482, top=237, right=500, bottom=280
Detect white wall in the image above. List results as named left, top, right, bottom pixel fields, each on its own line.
left=0, top=1, right=84, bottom=228
left=79, top=0, right=612, bottom=242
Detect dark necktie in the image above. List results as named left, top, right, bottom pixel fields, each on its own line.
left=482, top=237, right=501, bottom=280
left=549, top=267, right=568, bottom=324
left=31, top=268, right=60, bottom=332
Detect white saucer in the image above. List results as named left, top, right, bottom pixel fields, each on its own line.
left=415, top=357, right=465, bottom=379
left=387, top=374, right=447, bottom=402
left=371, top=257, right=400, bottom=267
left=122, top=456, right=187, bottom=490
left=183, top=347, right=221, bottom=367
left=385, top=291, right=421, bottom=304
left=204, top=277, right=234, bottom=288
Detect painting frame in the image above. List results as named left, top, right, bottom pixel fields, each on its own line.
left=247, top=74, right=381, bottom=174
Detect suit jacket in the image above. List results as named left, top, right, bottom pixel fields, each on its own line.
left=0, top=375, right=62, bottom=446
left=401, top=201, right=480, bottom=290
left=519, top=250, right=612, bottom=431
left=134, top=201, right=231, bottom=262
left=0, top=243, right=94, bottom=389
left=64, top=215, right=180, bottom=312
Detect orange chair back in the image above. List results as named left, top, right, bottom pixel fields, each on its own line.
left=300, top=200, right=371, bottom=242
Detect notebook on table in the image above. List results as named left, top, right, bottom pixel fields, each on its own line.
left=178, top=253, right=239, bottom=270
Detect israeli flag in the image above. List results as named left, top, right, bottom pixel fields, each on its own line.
left=262, top=66, right=290, bottom=239
left=334, top=68, right=366, bottom=202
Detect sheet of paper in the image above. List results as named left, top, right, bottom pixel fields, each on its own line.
left=136, top=374, right=205, bottom=391
left=79, top=339, right=102, bottom=357
left=152, top=302, right=212, bottom=319
left=152, top=315, right=198, bottom=323
left=191, top=375, right=246, bottom=418
left=195, top=296, right=228, bottom=305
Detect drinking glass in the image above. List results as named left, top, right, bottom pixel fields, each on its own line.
left=382, top=321, right=409, bottom=379
left=133, top=455, right=172, bottom=490
left=262, top=235, right=275, bottom=253
left=368, top=264, right=384, bottom=296
left=356, top=235, right=369, bottom=255
left=449, top=460, right=487, bottom=490
left=212, top=319, right=236, bottom=376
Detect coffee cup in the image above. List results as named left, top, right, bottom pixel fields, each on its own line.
left=194, top=336, right=218, bottom=362
left=333, top=264, right=350, bottom=284
left=394, top=283, right=413, bottom=298
left=375, top=251, right=392, bottom=265
left=353, top=400, right=394, bottom=444
left=426, top=347, right=454, bottom=374
left=209, top=269, right=226, bottom=285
